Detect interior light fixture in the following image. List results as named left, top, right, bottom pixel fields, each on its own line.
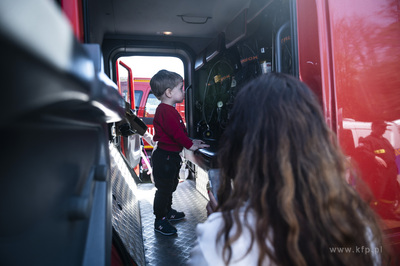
left=177, top=15, right=211, bottom=24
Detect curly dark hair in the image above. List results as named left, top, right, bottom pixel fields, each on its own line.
left=216, top=73, right=388, bottom=265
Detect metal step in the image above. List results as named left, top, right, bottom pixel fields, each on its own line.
left=138, top=180, right=208, bottom=266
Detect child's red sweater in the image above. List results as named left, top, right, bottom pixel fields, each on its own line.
left=153, top=103, right=192, bottom=152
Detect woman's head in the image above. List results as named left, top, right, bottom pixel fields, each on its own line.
left=218, top=73, right=334, bottom=204
left=216, top=73, right=386, bottom=266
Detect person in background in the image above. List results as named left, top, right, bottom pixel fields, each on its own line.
left=354, top=120, right=400, bottom=220
left=150, top=70, right=209, bottom=236
left=188, top=73, right=389, bottom=265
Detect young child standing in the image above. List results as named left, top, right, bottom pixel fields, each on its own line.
left=150, top=69, right=209, bottom=235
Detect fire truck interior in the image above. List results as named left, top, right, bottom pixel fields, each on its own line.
left=95, top=0, right=296, bottom=148
left=1, top=0, right=399, bottom=265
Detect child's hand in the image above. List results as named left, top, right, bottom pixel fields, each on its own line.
left=189, top=139, right=210, bottom=151
left=193, top=139, right=206, bottom=145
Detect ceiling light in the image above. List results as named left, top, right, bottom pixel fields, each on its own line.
left=177, top=15, right=211, bottom=24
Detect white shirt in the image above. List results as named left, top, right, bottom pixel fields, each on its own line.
left=187, top=209, right=273, bottom=266
left=188, top=209, right=381, bottom=266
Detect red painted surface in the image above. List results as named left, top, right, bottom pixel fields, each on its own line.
left=329, top=0, right=400, bottom=226
left=116, top=60, right=136, bottom=158
left=298, top=0, right=400, bottom=259
left=118, top=61, right=135, bottom=108
left=134, top=78, right=152, bottom=118
left=61, top=0, right=84, bottom=42
left=111, top=243, right=137, bottom=266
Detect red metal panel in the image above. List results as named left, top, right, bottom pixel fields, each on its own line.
left=328, top=0, right=400, bottom=226
left=118, top=61, right=135, bottom=108
left=61, top=0, right=84, bottom=42
left=328, top=0, right=400, bottom=123
left=297, top=0, right=335, bottom=130
left=134, top=78, right=151, bottom=117
left=298, top=0, right=400, bottom=257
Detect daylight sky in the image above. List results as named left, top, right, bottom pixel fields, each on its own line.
left=119, top=56, right=184, bottom=79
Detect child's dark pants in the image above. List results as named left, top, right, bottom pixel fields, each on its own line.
left=152, top=148, right=182, bottom=220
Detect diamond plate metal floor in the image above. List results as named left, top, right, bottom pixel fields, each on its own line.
left=110, top=143, right=146, bottom=266
left=137, top=180, right=208, bottom=266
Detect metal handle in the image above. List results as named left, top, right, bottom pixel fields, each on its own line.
left=275, top=21, right=290, bottom=73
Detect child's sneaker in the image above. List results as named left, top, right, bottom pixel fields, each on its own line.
left=167, top=209, right=185, bottom=221
left=154, top=217, right=177, bottom=235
